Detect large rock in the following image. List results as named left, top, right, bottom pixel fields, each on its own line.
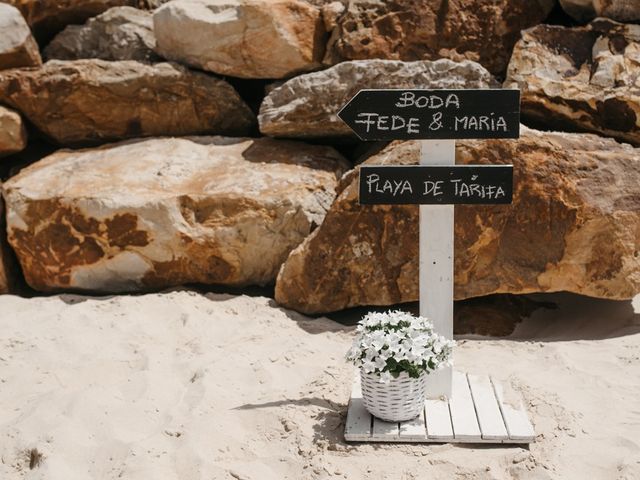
left=259, top=59, right=497, bottom=139
left=3, top=0, right=136, bottom=40
left=560, top=0, right=640, bottom=23
left=2, top=136, right=349, bottom=292
left=0, top=3, right=42, bottom=69
left=505, top=20, right=640, bottom=146
left=44, top=6, right=159, bottom=62
left=0, top=192, right=17, bottom=293
left=322, top=0, right=556, bottom=77
left=0, top=106, right=27, bottom=157
left=0, top=59, right=255, bottom=145
left=153, top=0, right=326, bottom=79
left=596, top=0, right=640, bottom=21
left=275, top=128, right=640, bottom=314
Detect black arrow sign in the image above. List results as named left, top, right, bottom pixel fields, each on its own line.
left=359, top=165, right=513, bottom=205
left=339, top=89, right=520, bottom=141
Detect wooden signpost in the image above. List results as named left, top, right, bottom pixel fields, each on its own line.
left=341, top=89, right=534, bottom=443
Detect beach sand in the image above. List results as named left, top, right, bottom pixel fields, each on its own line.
left=0, top=290, right=638, bottom=479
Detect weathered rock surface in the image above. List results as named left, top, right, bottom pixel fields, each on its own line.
left=597, top=0, right=640, bottom=21
left=3, top=136, right=349, bottom=292
left=0, top=193, right=17, bottom=293
left=322, top=0, right=555, bottom=77
left=560, top=0, right=640, bottom=23
left=0, top=3, right=42, bottom=69
left=259, top=59, right=497, bottom=139
left=153, top=0, right=326, bottom=79
left=3, top=0, right=137, bottom=39
left=0, top=59, right=255, bottom=145
left=505, top=20, right=640, bottom=146
left=275, top=127, right=640, bottom=314
left=0, top=106, right=27, bottom=157
left=44, top=6, right=159, bottom=62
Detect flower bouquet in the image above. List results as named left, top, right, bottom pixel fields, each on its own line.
left=346, top=310, right=455, bottom=422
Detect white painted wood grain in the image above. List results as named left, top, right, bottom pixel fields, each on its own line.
left=425, top=398, right=454, bottom=440
left=449, top=372, right=482, bottom=441
left=492, top=378, right=535, bottom=443
left=344, top=376, right=372, bottom=441
left=419, top=139, right=455, bottom=399
left=399, top=408, right=427, bottom=441
left=372, top=417, right=400, bottom=440
left=468, top=374, right=508, bottom=440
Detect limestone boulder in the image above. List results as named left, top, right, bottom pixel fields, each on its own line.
left=258, top=59, right=497, bottom=139
left=0, top=59, right=255, bottom=145
left=275, top=127, right=640, bottom=314
left=2, top=136, right=349, bottom=292
left=3, top=0, right=136, bottom=40
left=505, top=20, right=640, bottom=146
left=0, top=193, right=17, bottom=293
left=0, top=106, right=27, bottom=157
left=322, top=0, right=556, bottom=77
left=0, top=3, right=42, bottom=70
left=560, top=0, right=640, bottom=23
left=44, top=6, right=159, bottom=62
left=153, top=0, right=326, bottom=79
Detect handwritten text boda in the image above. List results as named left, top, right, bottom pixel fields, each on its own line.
left=355, top=92, right=507, bottom=135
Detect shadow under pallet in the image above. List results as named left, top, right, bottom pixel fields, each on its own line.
left=345, top=371, right=535, bottom=444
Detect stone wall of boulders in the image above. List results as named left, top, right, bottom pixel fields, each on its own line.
left=0, top=0, right=638, bottom=314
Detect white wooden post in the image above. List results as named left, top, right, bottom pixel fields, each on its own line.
left=420, top=139, right=455, bottom=399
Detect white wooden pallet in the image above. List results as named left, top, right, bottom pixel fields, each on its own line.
left=345, top=371, right=535, bottom=444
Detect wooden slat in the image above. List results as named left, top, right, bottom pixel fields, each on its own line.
left=492, top=378, right=535, bottom=443
left=344, top=372, right=534, bottom=444
left=449, top=372, right=482, bottom=442
left=424, top=398, right=454, bottom=440
left=344, top=378, right=372, bottom=441
left=399, top=407, right=427, bottom=441
left=467, top=374, right=508, bottom=440
left=372, top=417, right=400, bottom=440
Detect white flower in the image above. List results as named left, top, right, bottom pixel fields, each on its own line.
left=362, top=360, right=376, bottom=373
left=379, top=371, right=393, bottom=384
left=373, top=356, right=387, bottom=370
left=346, top=310, right=454, bottom=378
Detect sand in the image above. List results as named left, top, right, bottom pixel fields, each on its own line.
left=0, top=290, right=638, bottom=480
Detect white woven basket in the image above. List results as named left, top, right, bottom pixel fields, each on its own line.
left=360, top=370, right=428, bottom=422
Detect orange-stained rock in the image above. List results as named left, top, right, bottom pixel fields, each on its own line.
left=0, top=59, right=255, bottom=145
left=0, top=192, right=17, bottom=293
left=153, top=0, right=326, bottom=79
left=275, top=127, right=640, bottom=314
left=2, top=136, right=349, bottom=292
left=0, top=3, right=42, bottom=70
left=0, top=106, right=27, bottom=157
left=505, top=20, right=640, bottom=146
left=3, top=0, right=136, bottom=40
left=322, top=0, right=555, bottom=77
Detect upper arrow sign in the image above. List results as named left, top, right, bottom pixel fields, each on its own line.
left=338, top=89, right=520, bottom=141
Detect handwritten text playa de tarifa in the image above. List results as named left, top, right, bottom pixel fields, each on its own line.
left=354, top=92, right=509, bottom=135
left=365, top=173, right=508, bottom=201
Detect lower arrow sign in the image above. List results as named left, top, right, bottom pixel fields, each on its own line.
left=358, top=165, right=513, bottom=205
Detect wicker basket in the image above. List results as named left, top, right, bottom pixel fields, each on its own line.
left=360, top=370, right=428, bottom=422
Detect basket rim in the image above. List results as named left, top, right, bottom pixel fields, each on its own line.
left=360, top=369, right=428, bottom=381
